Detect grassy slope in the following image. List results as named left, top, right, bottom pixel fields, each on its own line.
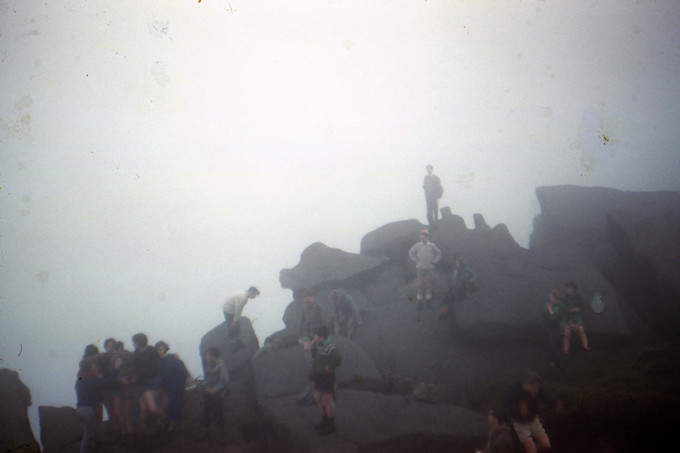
left=462, top=334, right=680, bottom=453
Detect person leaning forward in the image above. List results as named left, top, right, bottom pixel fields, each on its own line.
left=222, top=286, right=260, bottom=339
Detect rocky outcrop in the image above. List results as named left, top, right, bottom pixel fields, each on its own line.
left=279, top=242, right=388, bottom=291
left=530, top=185, right=680, bottom=340
left=33, top=185, right=679, bottom=452
left=261, top=389, right=487, bottom=453
left=39, top=406, right=80, bottom=452
left=0, top=369, right=40, bottom=453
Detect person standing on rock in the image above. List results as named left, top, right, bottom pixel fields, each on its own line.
left=310, top=326, right=342, bottom=435
left=222, top=286, right=260, bottom=339
left=331, top=288, right=363, bottom=340
left=75, top=357, right=120, bottom=453
left=408, top=229, right=442, bottom=310
left=300, top=288, right=324, bottom=360
left=542, top=289, right=566, bottom=369
left=423, top=164, right=443, bottom=228
left=562, top=281, right=590, bottom=355
left=201, top=346, right=230, bottom=438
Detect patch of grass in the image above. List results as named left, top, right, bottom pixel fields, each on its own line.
left=463, top=335, right=680, bottom=452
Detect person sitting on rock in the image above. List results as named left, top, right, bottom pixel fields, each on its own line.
left=300, top=288, right=324, bottom=361
left=310, top=326, right=342, bottom=435
left=408, top=229, right=442, bottom=310
left=330, top=289, right=363, bottom=340
left=562, top=281, right=590, bottom=354
left=439, top=255, right=477, bottom=318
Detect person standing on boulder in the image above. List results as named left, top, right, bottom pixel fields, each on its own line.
left=423, top=164, right=444, bottom=228
left=331, top=288, right=363, bottom=340
left=408, top=229, right=442, bottom=310
left=310, top=326, right=342, bottom=435
left=222, top=286, right=260, bottom=339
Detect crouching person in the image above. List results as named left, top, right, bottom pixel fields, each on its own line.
left=310, top=326, right=342, bottom=435
left=202, top=347, right=230, bottom=437
left=75, top=357, right=119, bottom=453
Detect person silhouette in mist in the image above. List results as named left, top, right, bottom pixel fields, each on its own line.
left=423, top=164, right=443, bottom=228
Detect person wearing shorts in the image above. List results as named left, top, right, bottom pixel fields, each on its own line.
left=503, top=372, right=551, bottom=453
left=408, top=229, right=442, bottom=310
left=310, top=326, right=342, bottom=435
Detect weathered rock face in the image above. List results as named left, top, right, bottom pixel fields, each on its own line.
left=39, top=406, right=80, bottom=452
left=252, top=335, right=385, bottom=402
left=0, top=369, right=40, bottom=453
left=267, top=188, right=679, bottom=414
left=279, top=242, right=388, bottom=291
left=530, top=185, right=680, bottom=340
left=261, top=389, right=487, bottom=453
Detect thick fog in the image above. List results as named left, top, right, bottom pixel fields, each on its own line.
left=1, top=0, right=679, bottom=439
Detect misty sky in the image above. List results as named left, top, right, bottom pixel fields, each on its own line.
left=1, top=0, right=679, bottom=438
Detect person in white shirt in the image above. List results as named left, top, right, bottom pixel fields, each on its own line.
left=408, top=230, right=442, bottom=310
left=222, top=286, right=260, bottom=338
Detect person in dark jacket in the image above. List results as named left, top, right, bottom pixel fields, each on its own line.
left=202, top=346, right=230, bottom=435
left=132, top=333, right=165, bottom=429
left=155, top=341, right=189, bottom=431
left=503, top=372, right=551, bottom=453
left=75, top=357, right=119, bottom=453
left=310, top=326, right=342, bottom=435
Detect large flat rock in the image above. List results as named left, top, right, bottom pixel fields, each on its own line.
left=261, top=389, right=487, bottom=453
left=280, top=242, right=388, bottom=291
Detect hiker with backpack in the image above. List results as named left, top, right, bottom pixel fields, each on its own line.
left=309, top=326, right=342, bottom=435
left=423, top=164, right=444, bottom=228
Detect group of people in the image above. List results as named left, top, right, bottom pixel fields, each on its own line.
left=542, top=281, right=591, bottom=368
left=74, top=334, right=190, bottom=452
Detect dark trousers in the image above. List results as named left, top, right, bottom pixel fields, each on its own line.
left=203, top=393, right=224, bottom=428
left=426, top=197, right=439, bottom=226
left=167, top=389, right=184, bottom=422
left=223, top=313, right=240, bottom=338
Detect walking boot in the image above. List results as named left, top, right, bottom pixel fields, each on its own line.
left=319, top=417, right=336, bottom=435
left=314, top=414, right=329, bottom=431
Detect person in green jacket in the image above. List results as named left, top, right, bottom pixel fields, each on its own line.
left=310, top=326, right=342, bottom=435
left=542, top=289, right=566, bottom=367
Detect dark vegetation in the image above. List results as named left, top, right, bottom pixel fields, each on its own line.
left=464, top=333, right=680, bottom=453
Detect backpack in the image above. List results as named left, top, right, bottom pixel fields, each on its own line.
left=433, top=177, right=443, bottom=199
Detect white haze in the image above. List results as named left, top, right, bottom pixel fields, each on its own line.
left=1, top=0, right=679, bottom=441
